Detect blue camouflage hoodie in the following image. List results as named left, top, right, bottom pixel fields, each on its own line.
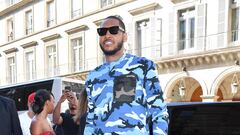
left=84, top=53, right=168, bottom=135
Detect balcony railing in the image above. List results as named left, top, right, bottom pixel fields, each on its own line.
left=100, top=0, right=114, bottom=8
left=7, top=32, right=14, bottom=41
left=47, top=19, right=55, bottom=27
left=232, top=29, right=239, bottom=42
left=1, top=30, right=240, bottom=85
left=71, top=9, right=82, bottom=19
left=25, top=27, right=33, bottom=35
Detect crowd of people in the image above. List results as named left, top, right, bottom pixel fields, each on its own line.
left=1, top=15, right=168, bottom=135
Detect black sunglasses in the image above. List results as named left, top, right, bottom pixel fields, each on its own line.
left=97, top=26, right=125, bottom=36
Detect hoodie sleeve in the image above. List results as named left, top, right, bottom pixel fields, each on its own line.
left=145, top=61, right=168, bottom=135
left=84, top=78, right=96, bottom=134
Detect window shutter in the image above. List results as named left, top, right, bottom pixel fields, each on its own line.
left=168, top=12, right=175, bottom=55
left=217, top=0, right=226, bottom=48
left=108, top=0, right=113, bottom=5
left=196, top=3, right=206, bottom=51
left=150, top=17, right=162, bottom=59
left=127, top=23, right=134, bottom=54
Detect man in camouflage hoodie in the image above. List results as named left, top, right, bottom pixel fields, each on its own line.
left=84, top=15, right=168, bottom=135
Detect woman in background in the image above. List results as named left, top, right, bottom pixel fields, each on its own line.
left=30, top=89, right=55, bottom=135
left=74, top=90, right=88, bottom=135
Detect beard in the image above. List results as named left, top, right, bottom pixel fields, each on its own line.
left=100, top=40, right=124, bottom=56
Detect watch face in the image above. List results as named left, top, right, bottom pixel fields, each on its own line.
left=113, top=73, right=136, bottom=103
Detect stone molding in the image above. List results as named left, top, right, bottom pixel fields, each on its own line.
left=3, top=47, right=18, bottom=54
left=65, top=25, right=88, bottom=35
left=128, top=3, right=160, bottom=16
left=41, top=34, right=61, bottom=42
left=21, top=41, right=38, bottom=48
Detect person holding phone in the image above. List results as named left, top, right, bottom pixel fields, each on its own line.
left=53, top=86, right=79, bottom=135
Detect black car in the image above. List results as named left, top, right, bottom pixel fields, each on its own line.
left=167, top=102, right=240, bottom=135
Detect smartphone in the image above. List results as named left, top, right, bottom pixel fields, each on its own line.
left=63, top=86, right=72, bottom=93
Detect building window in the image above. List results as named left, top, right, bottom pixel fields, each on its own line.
left=94, top=21, right=105, bottom=65
left=136, top=19, right=151, bottom=57
left=178, top=8, right=195, bottom=50
left=232, top=0, right=238, bottom=4
left=100, top=0, right=113, bottom=8
left=7, top=56, right=16, bottom=84
left=231, top=1, right=240, bottom=42
left=25, top=51, right=35, bottom=80
left=97, top=37, right=105, bottom=65
left=7, top=18, right=14, bottom=41
left=71, top=0, right=82, bottom=19
left=8, top=0, right=16, bottom=6
left=47, top=1, right=55, bottom=27
left=46, top=45, right=57, bottom=76
left=25, top=10, right=33, bottom=35
left=71, top=37, right=84, bottom=72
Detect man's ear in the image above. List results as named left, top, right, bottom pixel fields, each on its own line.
left=123, top=33, right=128, bottom=42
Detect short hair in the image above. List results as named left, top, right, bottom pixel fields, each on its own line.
left=105, top=15, right=126, bottom=32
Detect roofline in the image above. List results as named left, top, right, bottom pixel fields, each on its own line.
left=0, top=76, right=70, bottom=89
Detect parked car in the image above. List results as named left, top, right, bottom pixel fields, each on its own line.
left=167, top=102, right=240, bottom=135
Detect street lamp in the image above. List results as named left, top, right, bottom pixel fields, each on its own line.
left=231, top=72, right=239, bottom=95
left=179, top=78, right=186, bottom=97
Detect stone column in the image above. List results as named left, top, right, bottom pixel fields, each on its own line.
left=200, top=95, right=219, bottom=102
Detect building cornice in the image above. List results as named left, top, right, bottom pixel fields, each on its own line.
left=65, top=25, right=88, bottom=35
left=3, top=47, right=18, bottom=54
left=0, top=0, right=136, bottom=47
left=128, top=3, right=160, bottom=15
left=41, top=34, right=61, bottom=42
left=93, top=19, right=104, bottom=26
left=21, top=41, right=38, bottom=48
left=155, top=46, right=240, bottom=72
left=0, top=0, right=33, bottom=17
left=170, top=0, right=190, bottom=4
left=60, top=70, right=89, bottom=81
left=59, top=46, right=240, bottom=79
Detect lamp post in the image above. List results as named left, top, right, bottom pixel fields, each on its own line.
left=179, top=78, right=186, bottom=98
left=231, top=73, right=239, bottom=95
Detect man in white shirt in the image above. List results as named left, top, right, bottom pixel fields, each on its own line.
left=19, top=92, right=36, bottom=135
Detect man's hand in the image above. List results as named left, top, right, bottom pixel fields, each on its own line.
left=66, top=91, right=77, bottom=105
left=58, top=92, right=67, bottom=104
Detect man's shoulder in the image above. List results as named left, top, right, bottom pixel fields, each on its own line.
left=19, top=111, right=28, bottom=119
left=87, top=63, right=107, bottom=79
left=0, top=96, right=14, bottom=104
left=0, top=96, right=15, bottom=113
left=19, top=111, right=27, bottom=116
left=19, top=112, right=31, bottom=125
left=60, top=112, right=72, bottom=118
left=125, top=53, right=154, bottom=64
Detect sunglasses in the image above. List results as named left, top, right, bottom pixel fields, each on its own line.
left=97, top=26, right=125, bottom=36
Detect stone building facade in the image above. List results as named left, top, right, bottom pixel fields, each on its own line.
left=0, top=0, right=239, bottom=102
